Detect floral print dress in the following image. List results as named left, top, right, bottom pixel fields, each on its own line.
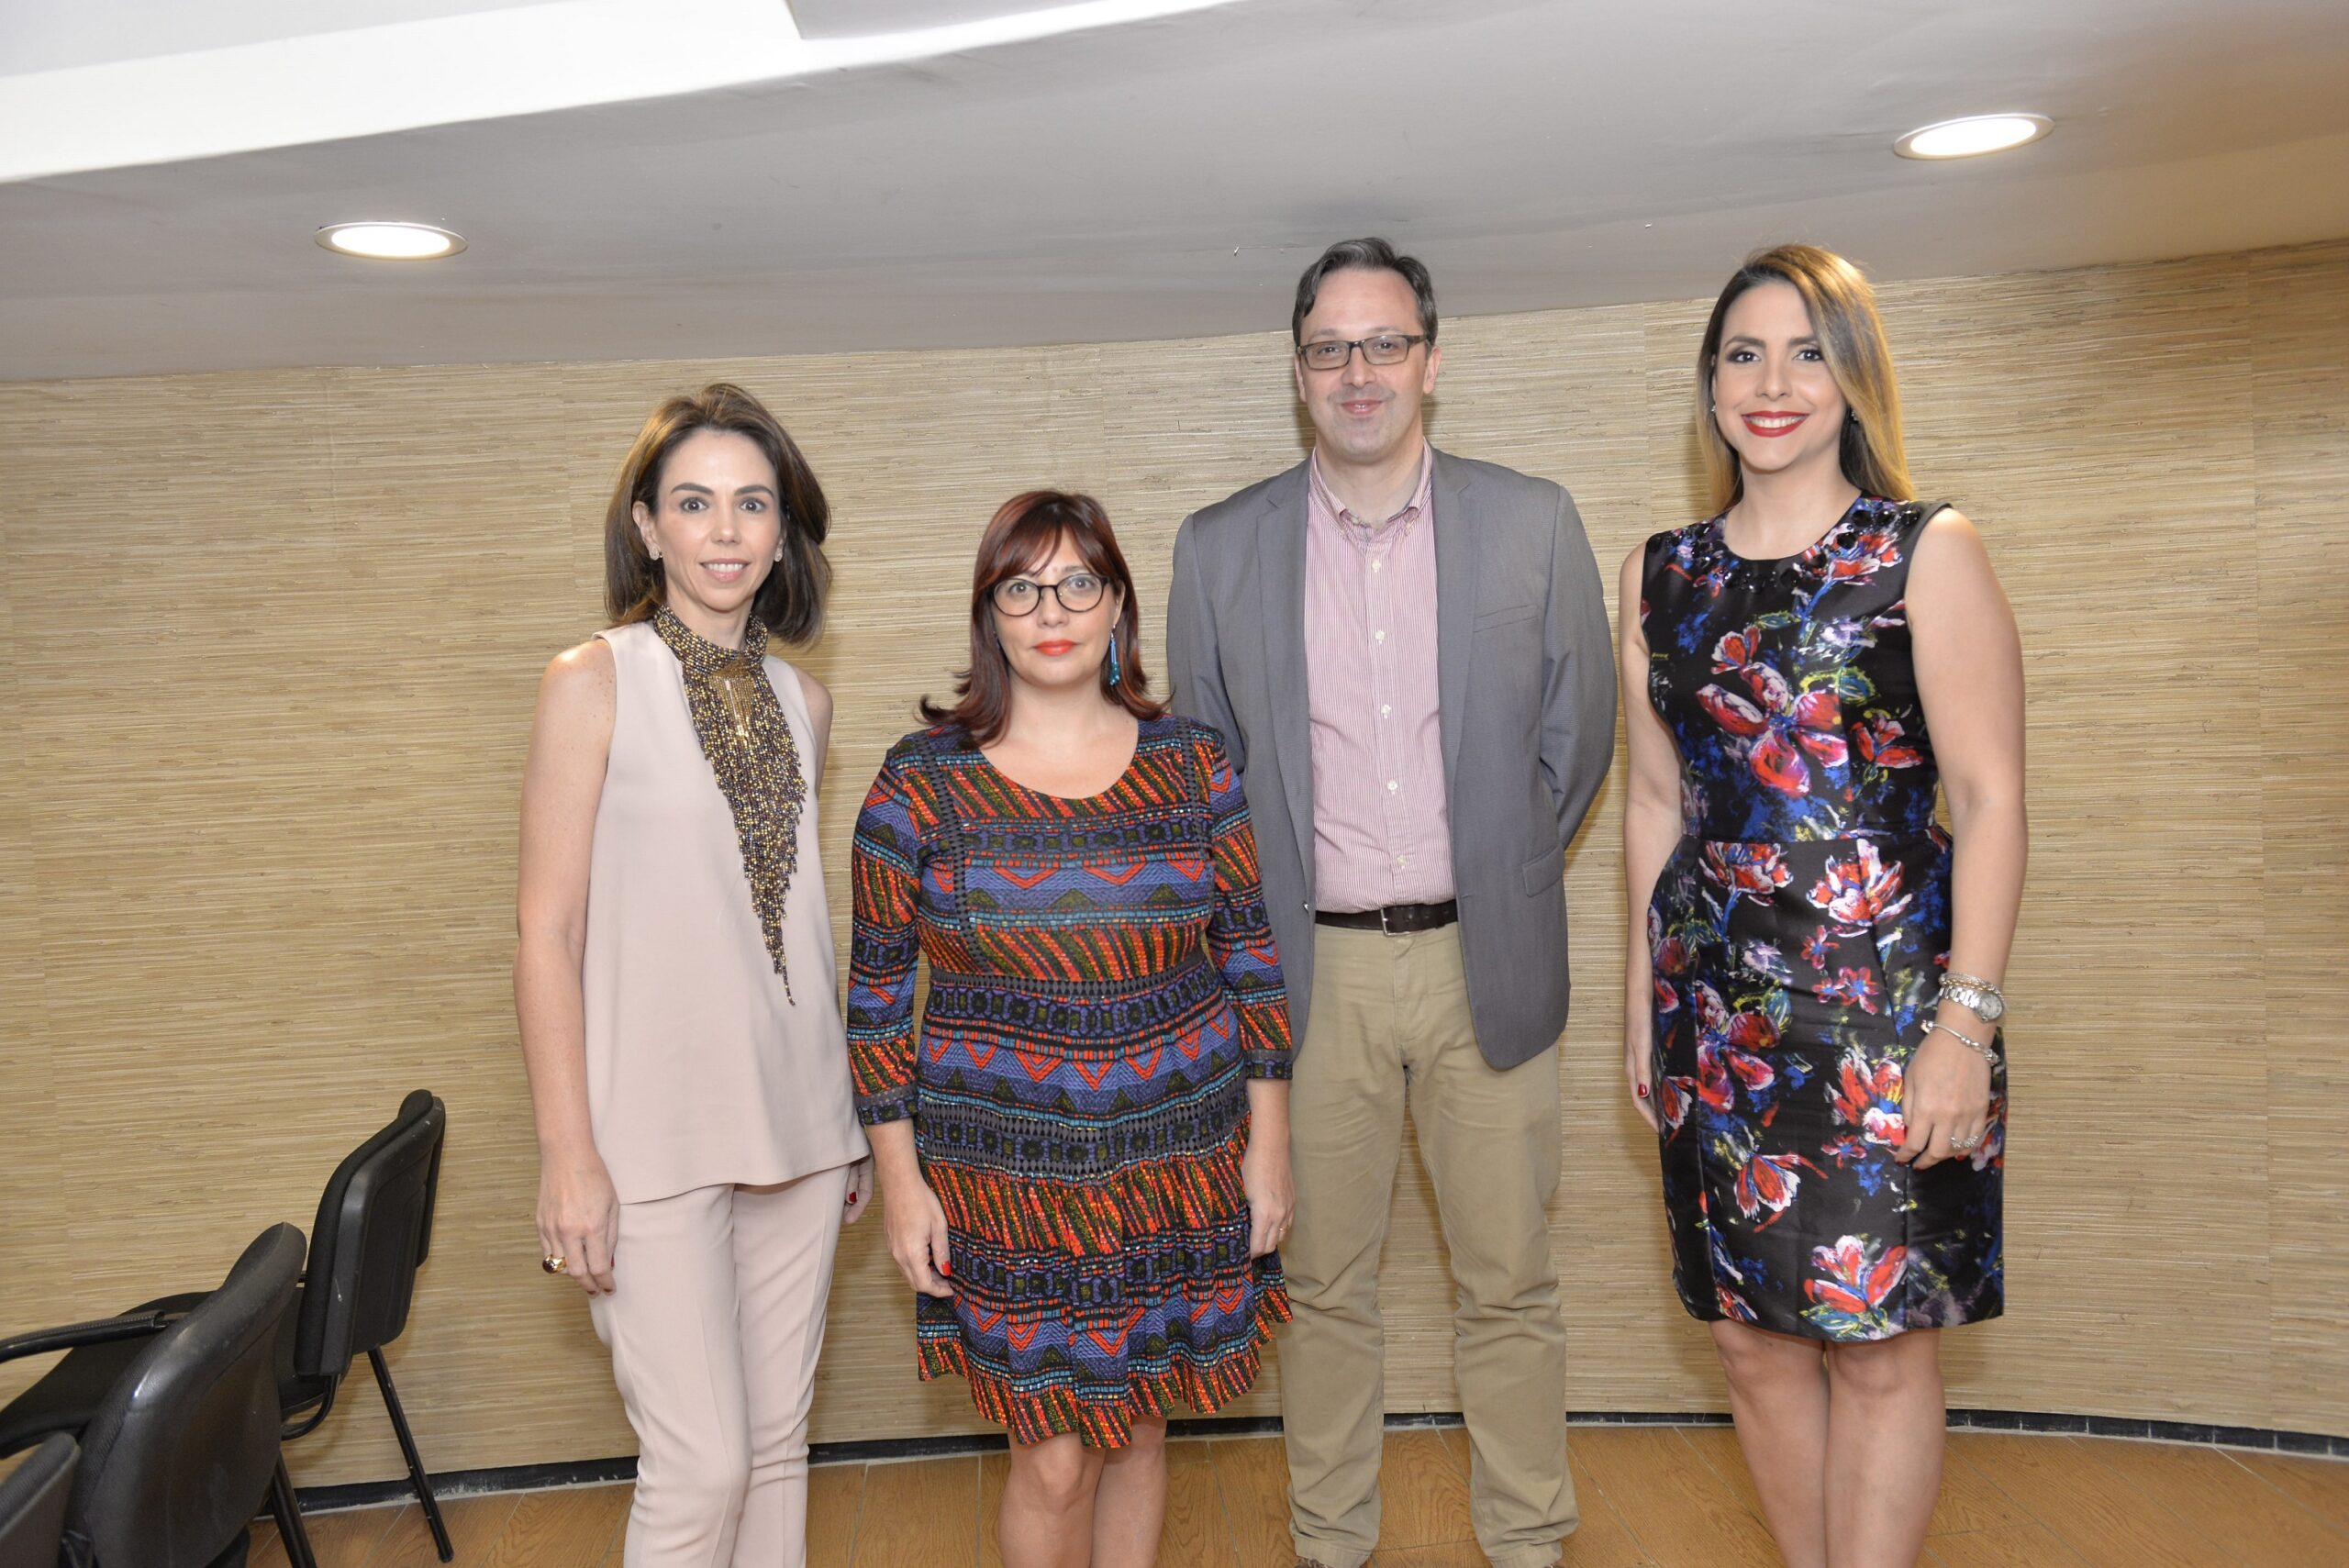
left=1642, top=496, right=2004, bottom=1340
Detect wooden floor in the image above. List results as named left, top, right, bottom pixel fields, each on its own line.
left=252, top=1426, right=2349, bottom=1568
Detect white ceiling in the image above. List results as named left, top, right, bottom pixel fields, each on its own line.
left=0, top=0, right=553, bottom=76
left=785, top=1, right=1054, bottom=39
left=2, top=0, right=2346, bottom=382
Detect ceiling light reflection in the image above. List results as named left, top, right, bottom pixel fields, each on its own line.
left=316, top=221, right=467, bottom=260
left=1894, top=114, right=2053, bottom=160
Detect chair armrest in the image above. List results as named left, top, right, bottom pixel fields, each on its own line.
left=0, top=1311, right=173, bottom=1364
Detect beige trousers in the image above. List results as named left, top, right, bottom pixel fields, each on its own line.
left=590, top=1167, right=850, bottom=1568
left=1282, top=924, right=1575, bottom=1568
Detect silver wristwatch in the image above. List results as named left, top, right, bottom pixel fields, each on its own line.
left=1937, top=973, right=2006, bottom=1022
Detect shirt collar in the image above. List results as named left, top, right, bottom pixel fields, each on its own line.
left=1309, top=442, right=1434, bottom=541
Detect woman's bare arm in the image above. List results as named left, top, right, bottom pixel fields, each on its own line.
left=515, top=639, right=620, bottom=1291
left=1898, top=509, right=2027, bottom=1169
left=1619, top=546, right=1684, bottom=1131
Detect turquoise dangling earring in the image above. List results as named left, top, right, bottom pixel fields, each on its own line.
left=1107, top=629, right=1122, bottom=688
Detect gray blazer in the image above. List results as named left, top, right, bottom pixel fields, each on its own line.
left=1164, top=450, right=1617, bottom=1070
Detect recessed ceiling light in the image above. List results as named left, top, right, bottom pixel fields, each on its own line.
left=316, top=221, right=467, bottom=260
left=1894, top=114, right=2053, bottom=161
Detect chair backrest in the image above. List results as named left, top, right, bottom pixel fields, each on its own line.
left=66, top=1225, right=304, bottom=1568
left=0, top=1433, right=75, bottom=1568
left=294, top=1091, right=447, bottom=1378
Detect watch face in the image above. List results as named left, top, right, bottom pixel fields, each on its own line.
left=1943, top=979, right=2003, bottom=1021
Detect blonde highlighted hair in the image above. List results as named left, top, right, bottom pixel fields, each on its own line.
left=1696, top=244, right=1912, bottom=513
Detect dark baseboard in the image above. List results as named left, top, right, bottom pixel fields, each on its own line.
left=293, top=1407, right=2345, bottom=1512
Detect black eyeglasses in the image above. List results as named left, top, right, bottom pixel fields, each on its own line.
left=1295, top=333, right=1431, bottom=372
left=990, top=573, right=1108, bottom=616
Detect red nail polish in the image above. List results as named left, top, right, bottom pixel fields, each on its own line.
left=940, top=1260, right=952, bottom=1277
left=1636, top=1084, right=1650, bottom=1099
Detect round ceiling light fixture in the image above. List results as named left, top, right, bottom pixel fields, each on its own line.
left=1894, top=113, right=2052, bottom=161
left=315, top=221, right=467, bottom=260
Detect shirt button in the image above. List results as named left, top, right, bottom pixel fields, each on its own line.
left=1375, top=630, right=1386, bottom=643
left=1395, top=855, right=1408, bottom=868
left=1371, top=560, right=1383, bottom=573
left=1380, top=704, right=1392, bottom=716
left=1386, top=780, right=1399, bottom=792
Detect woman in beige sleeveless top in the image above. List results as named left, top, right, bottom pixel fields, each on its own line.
left=516, top=384, right=871, bottom=1568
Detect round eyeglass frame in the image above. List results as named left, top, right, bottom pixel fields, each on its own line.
left=990, top=573, right=1108, bottom=617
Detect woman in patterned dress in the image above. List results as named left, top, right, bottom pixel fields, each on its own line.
left=848, top=491, right=1294, bottom=1568
left=1619, top=247, right=2025, bottom=1568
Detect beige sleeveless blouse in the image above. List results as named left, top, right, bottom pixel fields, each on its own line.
left=583, top=620, right=867, bottom=1203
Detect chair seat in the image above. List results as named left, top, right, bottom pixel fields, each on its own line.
left=0, top=1289, right=311, bottom=1458
left=0, top=1340, right=119, bottom=1457
left=0, top=1433, right=74, bottom=1568
left=208, top=1526, right=252, bottom=1568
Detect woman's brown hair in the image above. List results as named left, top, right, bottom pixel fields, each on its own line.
left=922, top=491, right=1166, bottom=747
left=1695, top=244, right=1914, bottom=514
left=603, top=382, right=831, bottom=642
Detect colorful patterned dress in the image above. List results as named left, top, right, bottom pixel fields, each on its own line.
left=847, top=714, right=1292, bottom=1445
left=1642, top=496, right=2005, bottom=1340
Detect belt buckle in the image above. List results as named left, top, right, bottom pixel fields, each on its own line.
left=1378, top=904, right=1394, bottom=936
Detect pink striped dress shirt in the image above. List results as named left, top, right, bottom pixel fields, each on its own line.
left=1302, top=445, right=1454, bottom=913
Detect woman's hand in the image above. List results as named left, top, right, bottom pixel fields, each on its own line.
left=1624, top=1011, right=1659, bottom=1133
left=881, top=1173, right=956, bottom=1297
left=1896, top=1023, right=1994, bottom=1170
left=842, top=1155, right=874, bottom=1225
left=538, top=1149, right=619, bottom=1296
left=1242, top=1122, right=1294, bottom=1259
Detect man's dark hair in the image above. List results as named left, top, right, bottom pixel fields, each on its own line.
left=1290, top=238, right=1439, bottom=345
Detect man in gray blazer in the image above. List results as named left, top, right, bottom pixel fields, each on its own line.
left=1165, top=239, right=1615, bottom=1568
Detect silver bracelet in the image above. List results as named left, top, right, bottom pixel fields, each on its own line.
left=1936, top=971, right=2007, bottom=1022
left=1921, top=1018, right=1999, bottom=1065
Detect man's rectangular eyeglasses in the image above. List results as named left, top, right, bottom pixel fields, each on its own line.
left=1296, top=333, right=1431, bottom=371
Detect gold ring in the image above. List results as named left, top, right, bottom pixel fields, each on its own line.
left=541, top=1254, right=566, bottom=1274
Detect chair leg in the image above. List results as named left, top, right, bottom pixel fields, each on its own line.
left=270, top=1454, right=319, bottom=1568
left=369, top=1347, right=454, bottom=1562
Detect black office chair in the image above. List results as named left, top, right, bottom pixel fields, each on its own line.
left=0, top=1225, right=312, bottom=1568
left=0, top=1434, right=74, bottom=1568
left=279, top=1089, right=451, bottom=1560
left=0, top=1092, right=451, bottom=1562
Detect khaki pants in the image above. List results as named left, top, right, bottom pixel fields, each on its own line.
left=590, top=1168, right=850, bottom=1568
left=1281, top=924, right=1574, bottom=1568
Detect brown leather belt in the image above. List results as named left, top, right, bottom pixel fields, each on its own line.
left=1312, top=899, right=1459, bottom=935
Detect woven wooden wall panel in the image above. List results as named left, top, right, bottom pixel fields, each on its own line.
left=1887, top=259, right=2276, bottom=1419
left=2249, top=243, right=2349, bottom=1439
left=1, top=242, right=2341, bottom=1487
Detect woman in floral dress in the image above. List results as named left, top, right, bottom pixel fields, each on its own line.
left=1620, top=246, right=2026, bottom=1568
